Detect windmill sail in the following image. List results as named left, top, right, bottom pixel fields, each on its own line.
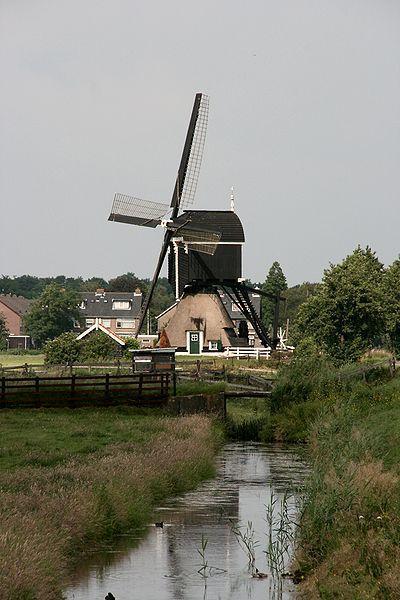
left=178, top=94, right=209, bottom=210
left=109, top=194, right=169, bottom=228
left=170, top=93, right=209, bottom=212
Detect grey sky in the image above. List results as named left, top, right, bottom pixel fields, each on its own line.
left=1, top=0, right=399, bottom=285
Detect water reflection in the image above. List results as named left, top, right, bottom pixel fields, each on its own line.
left=66, top=443, right=308, bottom=600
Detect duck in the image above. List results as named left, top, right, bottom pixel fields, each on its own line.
left=252, top=568, right=268, bottom=579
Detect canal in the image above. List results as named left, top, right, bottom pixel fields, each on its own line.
left=66, top=443, right=308, bottom=600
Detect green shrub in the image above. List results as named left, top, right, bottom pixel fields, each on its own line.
left=80, top=331, right=123, bottom=361
left=44, top=332, right=82, bottom=365
left=123, top=336, right=140, bottom=358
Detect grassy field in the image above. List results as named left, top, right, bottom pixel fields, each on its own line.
left=0, top=408, right=220, bottom=599
left=0, top=352, right=45, bottom=367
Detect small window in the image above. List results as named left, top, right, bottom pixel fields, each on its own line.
left=86, top=318, right=95, bottom=327
left=249, top=335, right=255, bottom=347
left=209, top=340, right=219, bottom=351
left=116, top=319, right=134, bottom=329
left=231, top=303, right=240, bottom=312
left=101, top=319, right=111, bottom=328
left=79, top=300, right=87, bottom=309
left=112, top=301, right=131, bottom=310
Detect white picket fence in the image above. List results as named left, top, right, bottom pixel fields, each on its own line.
left=225, top=347, right=271, bottom=360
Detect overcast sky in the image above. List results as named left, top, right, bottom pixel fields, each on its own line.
left=1, top=0, right=399, bottom=286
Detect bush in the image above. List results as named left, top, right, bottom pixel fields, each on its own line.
left=80, top=332, right=123, bottom=361
left=44, top=332, right=82, bottom=365
left=44, top=331, right=135, bottom=364
left=123, top=336, right=140, bottom=358
left=271, top=340, right=335, bottom=413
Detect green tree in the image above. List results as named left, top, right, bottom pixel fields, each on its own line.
left=24, top=284, right=81, bottom=348
left=0, top=313, right=9, bottom=350
left=261, top=261, right=288, bottom=329
left=382, top=258, right=400, bottom=355
left=284, top=282, right=321, bottom=325
left=295, top=247, right=385, bottom=360
left=81, top=277, right=109, bottom=292
left=108, top=272, right=142, bottom=292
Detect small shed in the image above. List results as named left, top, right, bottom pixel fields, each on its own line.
left=130, top=348, right=176, bottom=373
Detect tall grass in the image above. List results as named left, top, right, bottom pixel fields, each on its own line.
left=276, top=355, right=400, bottom=597
left=0, top=413, right=218, bottom=599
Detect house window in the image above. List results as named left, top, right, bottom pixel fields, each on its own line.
left=73, top=319, right=81, bottom=328
left=209, top=340, right=219, bottom=351
left=249, top=335, right=255, bottom=347
left=101, top=319, right=111, bottom=328
left=79, top=300, right=87, bottom=309
left=112, top=301, right=131, bottom=310
left=86, top=318, right=95, bottom=327
left=231, top=303, right=240, bottom=312
left=116, top=319, right=134, bottom=329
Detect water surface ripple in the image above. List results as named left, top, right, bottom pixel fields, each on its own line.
left=66, top=443, right=308, bottom=600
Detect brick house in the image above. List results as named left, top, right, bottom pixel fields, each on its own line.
left=0, top=294, right=32, bottom=349
left=75, top=289, right=143, bottom=338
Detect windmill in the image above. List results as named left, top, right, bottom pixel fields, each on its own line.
left=108, top=93, right=284, bottom=348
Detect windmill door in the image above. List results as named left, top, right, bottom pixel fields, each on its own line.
left=188, top=331, right=201, bottom=354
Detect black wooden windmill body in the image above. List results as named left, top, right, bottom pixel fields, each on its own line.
left=108, top=93, right=282, bottom=348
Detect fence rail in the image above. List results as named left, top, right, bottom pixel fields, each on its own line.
left=0, top=372, right=174, bottom=409
left=225, top=347, right=271, bottom=359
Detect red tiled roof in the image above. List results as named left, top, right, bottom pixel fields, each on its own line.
left=0, top=294, right=32, bottom=316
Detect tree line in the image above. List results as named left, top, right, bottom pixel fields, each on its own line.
left=2, top=246, right=399, bottom=358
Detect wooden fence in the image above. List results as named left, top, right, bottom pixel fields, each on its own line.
left=225, top=347, right=271, bottom=359
left=0, top=372, right=175, bottom=409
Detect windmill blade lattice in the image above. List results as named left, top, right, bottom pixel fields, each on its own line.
left=109, top=193, right=170, bottom=228
left=179, top=94, right=209, bottom=210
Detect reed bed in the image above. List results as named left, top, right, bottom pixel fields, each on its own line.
left=0, top=412, right=217, bottom=599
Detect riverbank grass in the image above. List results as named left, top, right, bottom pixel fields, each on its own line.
left=297, top=375, right=400, bottom=598
left=0, top=408, right=219, bottom=599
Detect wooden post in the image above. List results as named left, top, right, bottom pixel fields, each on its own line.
left=222, top=391, right=227, bottom=419
left=196, top=359, right=201, bottom=380
left=70, top=374, right=76, bottom=408
left=1, top=377, right=5, bottom=408
left=35, top=376, right=40, bottom=408
left=165, top=373, right=170, bottom=397
left=105, top=373, right=110, bottom=402
left=173, top=372, right=177, bottom=397
left=138, top=373, right=143, bottom=400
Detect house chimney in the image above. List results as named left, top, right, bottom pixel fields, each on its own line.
left=96, top=288, right=105, bottom=294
